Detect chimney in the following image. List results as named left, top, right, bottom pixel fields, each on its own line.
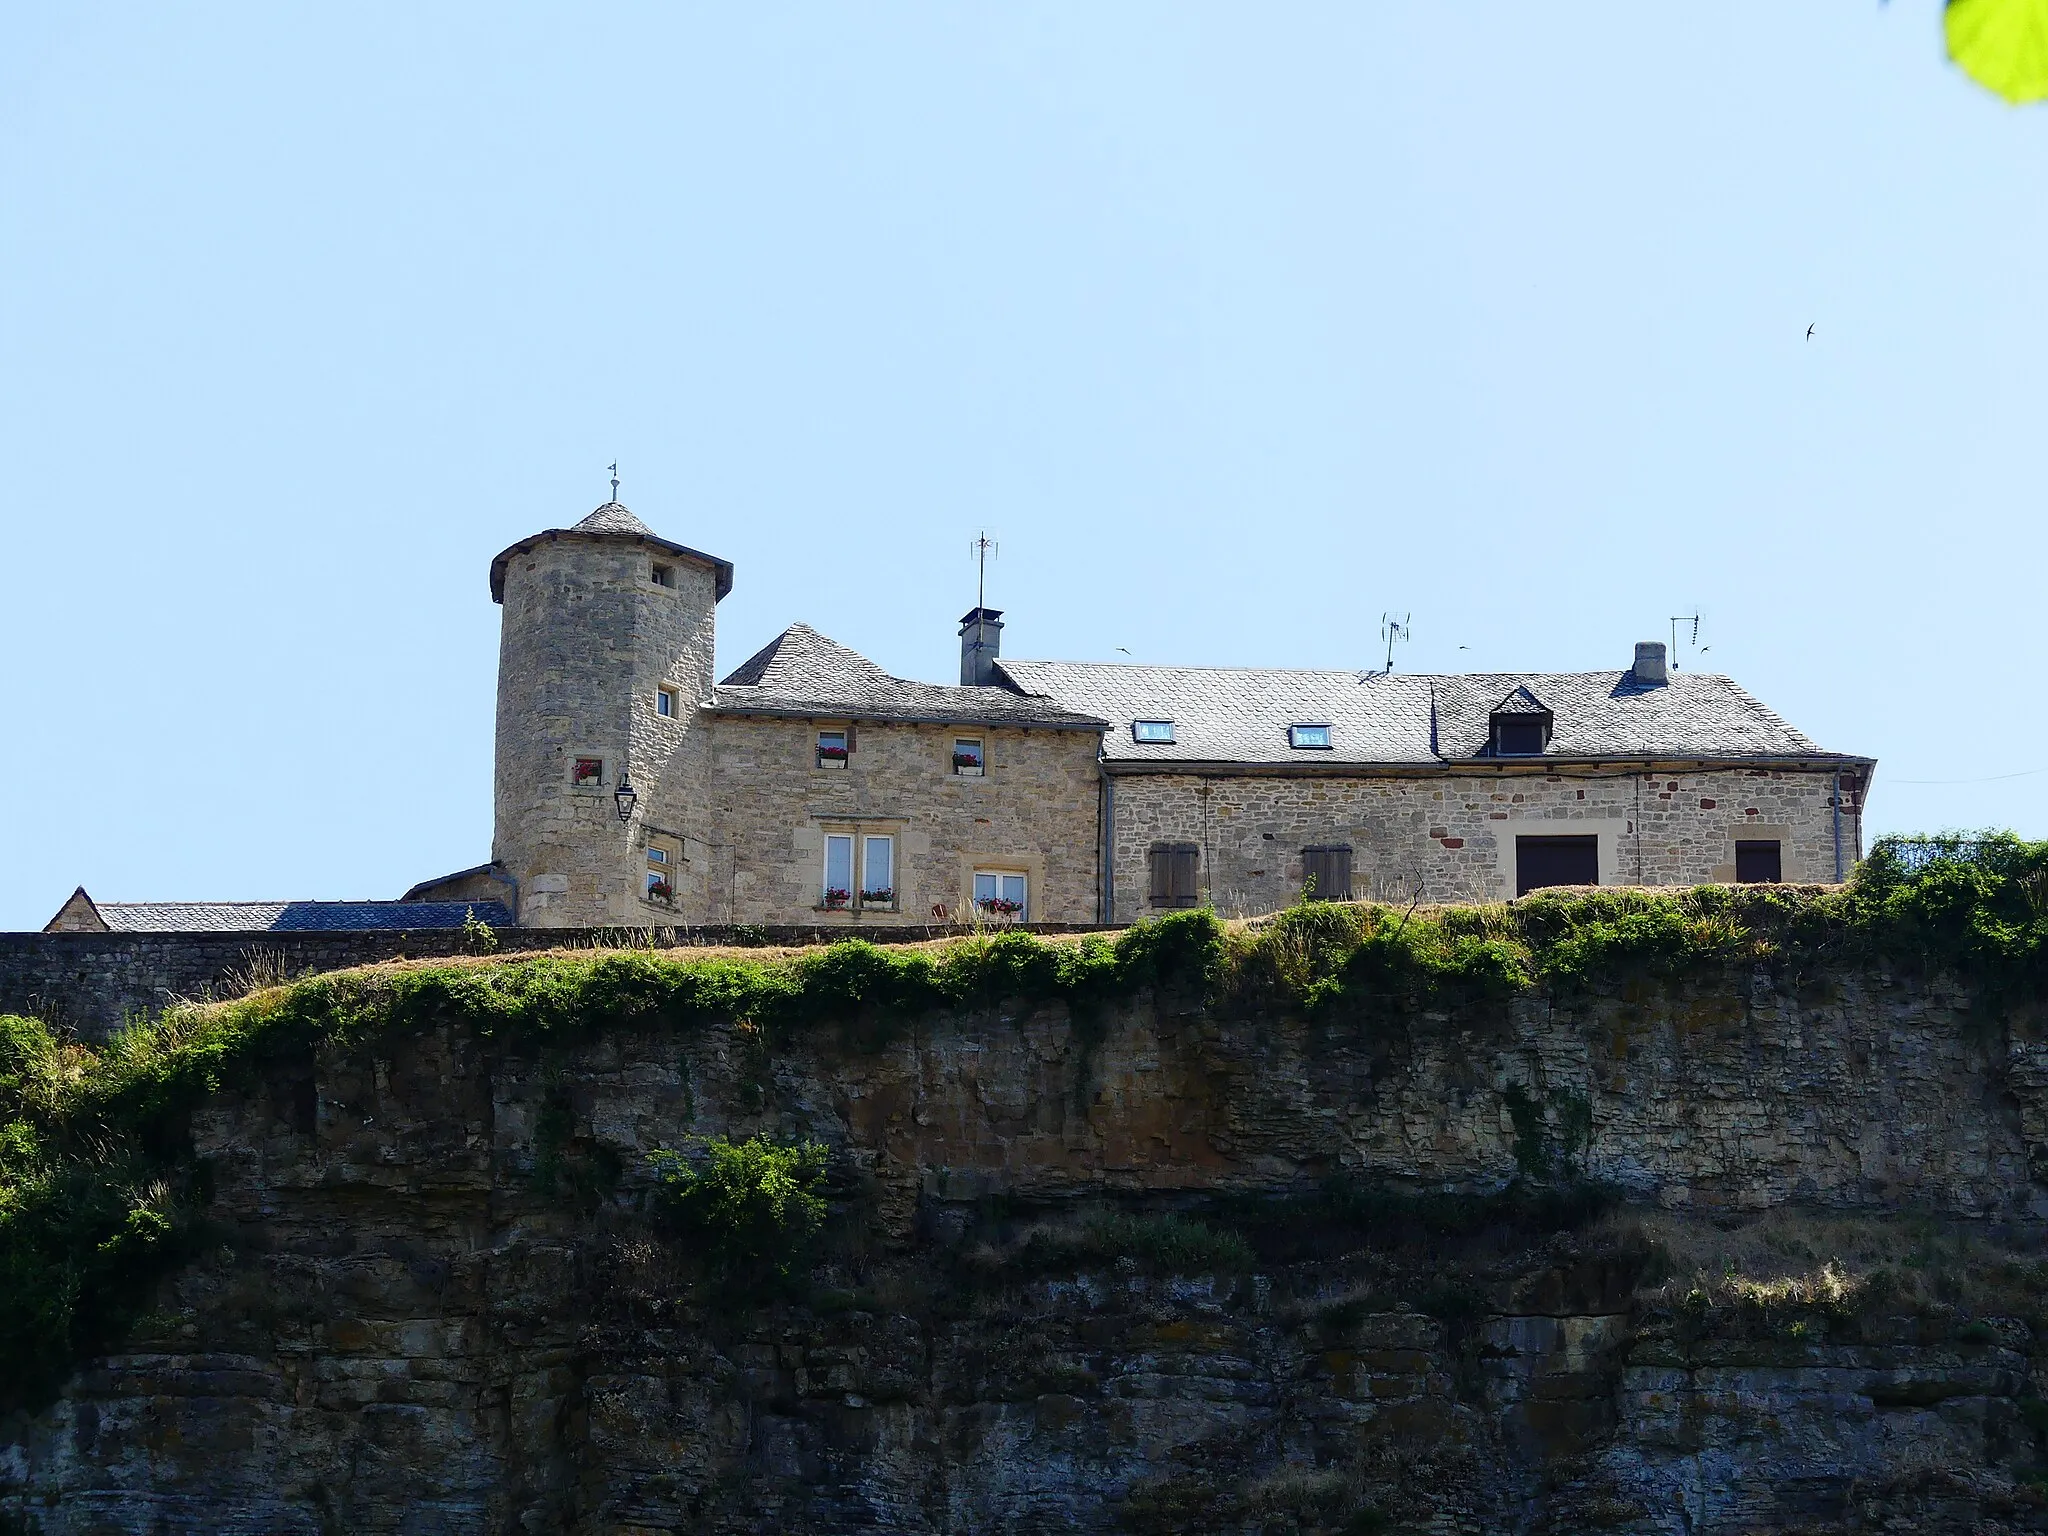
left=959, top=607, right=1004, bottom=686
left=1632, top=640, right=1668, bottom=685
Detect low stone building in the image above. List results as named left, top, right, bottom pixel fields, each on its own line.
left=38, top=496, right=1875, bottom=933
left=455, top=498, right=1871, bottom=928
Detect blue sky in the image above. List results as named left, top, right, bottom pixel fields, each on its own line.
left=2, top=4, right=2043, bottom=929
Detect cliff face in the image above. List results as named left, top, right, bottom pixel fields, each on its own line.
left=6, top=948, right=2048, bottom=1533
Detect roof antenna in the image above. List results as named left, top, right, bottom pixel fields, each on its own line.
left=970, top=531, right=998, bottom=611
left=1380, top=612, right=1412, bottom=673
left=1669, top=613, right=1699, bottom=672
left=608, top=463, right=620, bottom=503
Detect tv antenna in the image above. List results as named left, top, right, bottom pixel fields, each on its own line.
left=1669, top=614, right=1700, bottom=671
left=970, top=532, right=998, bottom=611
left=1380, top=612, right=1412, bottom=673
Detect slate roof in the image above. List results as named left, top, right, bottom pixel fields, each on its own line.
left=489, top=502, right=734, bottom=602
left=993, top=660, right=1862, bottom=767
left=709, top=624, right=1108, bottom=731
left=83, top=900, right=514, bottom=933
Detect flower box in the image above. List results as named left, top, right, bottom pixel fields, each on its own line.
left=822, top=888, right=851, bottom=909
left=572, top=758, right=604, bottom=786
left=860, top=888, right=895, bottom=905
left=975, top=897, right=1024, bottom=918
left=951, top=753, right=984, bottom=775
left=816, top=746, right=849, bottom=768
left=645, top=879, right=672, bottom=903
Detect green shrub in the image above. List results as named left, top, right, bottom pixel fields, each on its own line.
left=650, top=1135, right=829, bottom=1280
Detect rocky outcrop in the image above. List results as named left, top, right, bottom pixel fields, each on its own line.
left=6, top=957, right=2048, bottom=1532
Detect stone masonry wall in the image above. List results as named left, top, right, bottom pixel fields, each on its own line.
left=1109, top=765, right=1863, bottom=920
left=493, top=532, right=722, bottom=927
left=687, top=713, right=1103, bottom=927
left=5, top=957, right=2047, bottom=1532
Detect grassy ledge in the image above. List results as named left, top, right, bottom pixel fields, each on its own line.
left=4, top=833, right=2048, bottom=1413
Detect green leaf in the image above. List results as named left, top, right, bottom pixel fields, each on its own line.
left=1948, top=0, right=2048, bottom=104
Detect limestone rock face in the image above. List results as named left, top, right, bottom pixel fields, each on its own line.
left=7, top=965, right=2048, bottom=1532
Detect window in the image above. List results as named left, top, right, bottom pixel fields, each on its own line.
left=1288, top=724, right=1333, bottom=751
left=1301, top=846, right=1353, bottom=901
left=861, top=835, right=896, bottom=907
left=817, top=729, right=849, bottom=769
left=1148, top=843, right=1201, bottom=907
left=1735, top=839, right=1782, bottom=883
left=1489, top=688, right=1553, bottom=756
left=1132, top=720, right=1176, bottom=744
left=571, top=756, right=604, bottom=787
left=656, top=685, right=680, bottom=718
left=1515, top=835, right=1598, bottom=896
left=650, top=562, right=675, bottom=588
left=952, top=737, right=985, bottom=776
left=823, top=834, right=854, bottom=907
left=645, top=841, right=676, bottom=905
left=973, top=870, right=1028, bottom=920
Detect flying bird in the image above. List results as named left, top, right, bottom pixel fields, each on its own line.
left=1806, top=324, right=1815, bottom=341
left=1116, top=647, right=1132, bottom=655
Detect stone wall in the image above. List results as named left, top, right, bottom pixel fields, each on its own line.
left=689, top=714, right=1103, bottom=927
left=493, top=530, right=723, bottom=928
left=1108, top=764, right=1864, bottom=920
left=0, top=923, right=1106, bottom=1041
left=5, top=954, right=2048, bottom=1531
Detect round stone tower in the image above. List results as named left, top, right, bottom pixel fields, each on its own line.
left=488, top=502, right=732, bottom=926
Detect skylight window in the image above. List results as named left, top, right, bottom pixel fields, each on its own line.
left=1132, top=720, right=1176, bottom=744
left=1288, top=724, right=1333, bottom=750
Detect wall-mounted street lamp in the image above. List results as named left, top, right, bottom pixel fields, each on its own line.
left=614, top=772, right=637, bottom=824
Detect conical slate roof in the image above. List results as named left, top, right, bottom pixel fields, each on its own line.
left=575, top=502, right=656, bottom=537
left=489, top=502, right=733, bottom=602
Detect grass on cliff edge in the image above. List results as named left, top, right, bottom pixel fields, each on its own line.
left=3, top=830, right=2048, bottom=1413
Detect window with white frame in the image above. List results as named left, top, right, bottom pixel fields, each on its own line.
left=817, top=728, right=850, bottom=769
left=952, top=736, right=985, bottom=776
left=973, top=869, right=1028, bottom=920
left=823, top=834, right=854, bottom=908
left=861, top=835, right=896, bottom=907
left=821, top=831, right=896, bottom=910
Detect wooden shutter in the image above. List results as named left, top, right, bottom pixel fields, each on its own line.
left=1151, top=844, right=1200, bottom=906
left=1303, top=847, right=1352, bottom=901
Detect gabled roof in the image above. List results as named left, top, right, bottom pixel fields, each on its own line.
left=709, top=624, right=1107, bottom=731
left=43, top=896, right=514, bottom=934
left=489, top=502, right=734, bottom=603
left=994, top=659, right=1862, bottom=768
left=1490, top=686, right=1551, bottom=717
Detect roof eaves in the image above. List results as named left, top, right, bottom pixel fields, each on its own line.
left=706, top=699, right=1107, bottom=731
left=489, top=527, right=735, bottom=603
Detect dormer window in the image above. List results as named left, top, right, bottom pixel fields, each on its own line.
left=1288, top=724, right=1333, bottom=750
left=1488, top=687, right=1553, bottom=756
left=1132, top=720, right=1176, bottom=744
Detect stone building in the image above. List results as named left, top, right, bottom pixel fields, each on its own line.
left=40, top=497, right=1874, bottom=933
left=414, top=498, right=1873, bottom=929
